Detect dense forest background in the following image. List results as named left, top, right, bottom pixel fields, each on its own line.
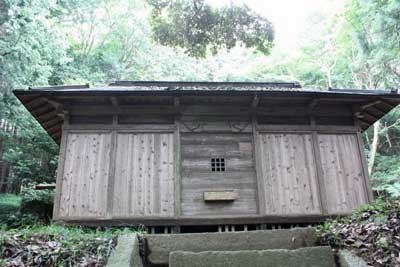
left=0, top=0, right=399, bottom=196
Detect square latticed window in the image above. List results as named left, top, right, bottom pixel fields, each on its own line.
left=211, top=158, right=225, bottom=172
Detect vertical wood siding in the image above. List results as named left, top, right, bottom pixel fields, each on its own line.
left=112, top=133, right=175, bottom=217
left=59, top=133, right=111, bottom=217
left=181, top=133, right=258, bottom=216
left=258, top=133, right=321, bottom=215
left=318, top=134, right=369, bottom=213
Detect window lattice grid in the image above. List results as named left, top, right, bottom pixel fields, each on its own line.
left=211, top=158, right=225, bottom=172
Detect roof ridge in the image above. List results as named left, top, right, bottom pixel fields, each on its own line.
left=29, top=84, right=90, bottom=90
left=108, top=80, right=302, bottom=88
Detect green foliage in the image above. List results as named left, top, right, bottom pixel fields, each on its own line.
left=2, top=119, right=58, bottom=191
left=372, top=154, right=400, bottom=197
left=0, top=187, right=53, bottom=228
left=344, top=0, right=400, bottom=88
left=19, top=186, right=54, bottom=221
left=0, top=0, right=64, bottom=190
left=147, top=0, right=274, bottom=58
left=0, top=194, right=21, bottom=224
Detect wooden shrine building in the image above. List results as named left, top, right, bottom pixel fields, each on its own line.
left=14, top=81, right=400, bottom=228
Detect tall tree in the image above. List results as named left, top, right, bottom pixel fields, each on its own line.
left=147, top=0, right=274, bottom=58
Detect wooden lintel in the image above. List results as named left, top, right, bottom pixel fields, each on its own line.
left=68, top=105, right=176, bottom=115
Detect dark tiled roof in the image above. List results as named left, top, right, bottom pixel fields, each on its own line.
left=13, top=81, right=400, bottom=144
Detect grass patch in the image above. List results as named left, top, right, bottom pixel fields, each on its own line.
left=0, top=194, right=21, bottom=224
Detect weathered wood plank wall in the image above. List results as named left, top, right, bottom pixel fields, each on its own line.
left=112, top=133, right=175, bottom=216
left=318, top=134, right=369, bottom=213
left=180, top=133, right=258, bottom=216
left=59, top=133, right=111, bottom=217
left=258, top=133, right=321, bottom=215
left=53, top=99, right=372, bottom=224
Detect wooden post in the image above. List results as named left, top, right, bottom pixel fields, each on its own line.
left=354, top=119, right=374, bottom=202
left=252, top=105, right=267, bottom=215
left=174, top=97, right=181, bottom=218
left=53, top=114, right=69, bottom=220
left=310, top=115, right=328, bottom=215
left=106, top=115, right=118, bottom=219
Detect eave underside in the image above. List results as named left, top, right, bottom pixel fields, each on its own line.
left=14, top=90, right=400, bottom=145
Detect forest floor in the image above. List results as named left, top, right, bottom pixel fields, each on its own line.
left=318, top=197, right=400, bottom=267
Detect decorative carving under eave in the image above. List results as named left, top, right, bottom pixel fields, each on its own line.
left=229, top=121, right=251, bottom=132
left=180, top=120, right=252, bottom=132
left=180, top=121, right=204, bottom=132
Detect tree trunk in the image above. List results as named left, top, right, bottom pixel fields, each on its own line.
left=368, top=120, right=381, bottom=174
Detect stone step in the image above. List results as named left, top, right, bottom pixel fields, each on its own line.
left=169, top=246, right=336, bottom=267
left=145, top=228, right=318, bottom=265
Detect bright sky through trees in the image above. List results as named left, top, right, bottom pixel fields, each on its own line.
left=206, top=0, right=344, bottom=50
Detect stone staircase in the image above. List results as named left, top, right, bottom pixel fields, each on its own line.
left=107, top=228, right=367, bottom=267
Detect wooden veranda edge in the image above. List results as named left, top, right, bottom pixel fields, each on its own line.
left=54, top=214, right=348, bottom=227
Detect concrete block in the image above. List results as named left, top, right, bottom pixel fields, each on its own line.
left=146, top=228, right=318, bottom=265
left=169, top=246, right=335, bottom=267
left=339, top=250, right=368, bottom=267
left=106, top=233, right=143, bottom=267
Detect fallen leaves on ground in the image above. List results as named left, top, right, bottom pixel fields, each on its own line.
left=319, top=197, right=400, bottom=267
left=0, top=232, right=116, bottom=267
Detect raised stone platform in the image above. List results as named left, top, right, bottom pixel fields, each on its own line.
left=146, top=228, right=318, bottom=265
left=106, top=228, right=368, bottom=267
left=169, top=246, right=335, bottom=267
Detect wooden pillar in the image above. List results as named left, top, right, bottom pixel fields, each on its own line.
left=354, top=119, right=374, bottom=202
left=106, top=115, right=118, bottom=219
left=173, top=97, right=182, bottom=218
left=251, top=96, right=267, bottom=215
left=53, top=114, right=69, bottom=220
left=310, top=115, right=328, bottom=215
